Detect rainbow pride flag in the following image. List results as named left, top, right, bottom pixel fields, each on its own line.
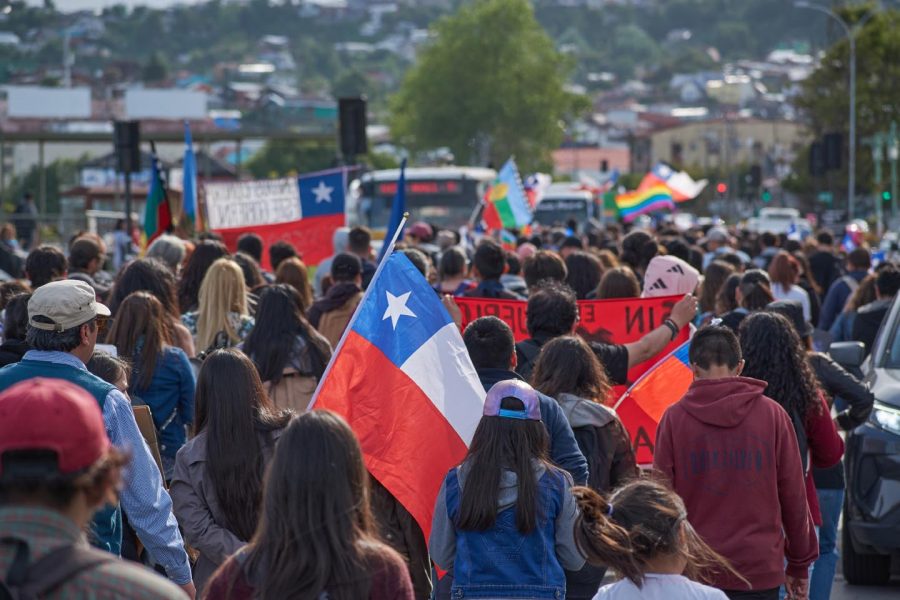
left=615, top=184, right=675, bottom=222
left=483, top=159, right=532, bottom=230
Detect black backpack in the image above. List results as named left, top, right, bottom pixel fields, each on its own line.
left=1, top=537, right=116, bottom=600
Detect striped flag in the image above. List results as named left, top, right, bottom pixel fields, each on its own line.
left=141, top=145, right=172, bottom=249
left=483, top=158, right=532, bottom=230
left=311, top=245, right=486, bottom=538
left=182, top=121, right=200, bottom=231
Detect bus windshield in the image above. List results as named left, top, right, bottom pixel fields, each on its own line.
left=532, top=197, right=591, bottom=228
left=356, top=177, right=488, bottom=229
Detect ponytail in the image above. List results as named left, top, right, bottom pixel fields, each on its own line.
left=574, top=481, right=749, bottom=589
left=573, top=487, right=643, bottom=586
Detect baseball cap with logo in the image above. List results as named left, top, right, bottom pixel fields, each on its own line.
left=642, top=255, right=700, bottom=298
left=0, top=378, right=110, bottom=480
left=483, top=379, right=542, bottom=421
left=28, top=279, right=111, bottom=332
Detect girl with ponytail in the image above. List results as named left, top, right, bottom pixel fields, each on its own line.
left=574, top=479, right=747, bottom=599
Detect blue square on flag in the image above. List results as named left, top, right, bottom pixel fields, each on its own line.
left=299, top=170, right=345, bottom=217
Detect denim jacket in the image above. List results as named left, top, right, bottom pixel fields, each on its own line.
left=430, top=462, right=584, bottom=599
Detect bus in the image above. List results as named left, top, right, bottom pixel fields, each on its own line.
left=349, top=166, right=496, bottom=236
left=532, top=183, right=597, bottom=231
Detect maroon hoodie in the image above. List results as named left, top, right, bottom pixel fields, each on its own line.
left=654, top=376, right=818, bottom=591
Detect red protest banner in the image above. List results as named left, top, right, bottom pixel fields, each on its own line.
left=454, top=295, right=690, bottom=451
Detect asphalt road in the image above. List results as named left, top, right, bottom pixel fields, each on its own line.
left=830, top=576, right=900, bottom=600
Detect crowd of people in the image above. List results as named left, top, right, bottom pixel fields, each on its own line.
left=0, top=217, right=894, bottom=600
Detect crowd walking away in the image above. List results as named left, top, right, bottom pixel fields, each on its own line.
left=0, top=220, right=896, bottom=600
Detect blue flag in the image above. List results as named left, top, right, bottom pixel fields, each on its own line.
left=182, top=121, right=198, bottom=230
left=298, top=168, right=347, bottom=217
left=378, top=158, right=406, bottom=263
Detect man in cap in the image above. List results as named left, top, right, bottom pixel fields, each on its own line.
left=0, top=378, right=185, bottom=598
left=0, top=280, right=195, bottom=598
left=702, top=226, right=750, bottom=269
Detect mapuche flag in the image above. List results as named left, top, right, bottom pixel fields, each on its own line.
left=483, top=158, right=532, bottom=230
left=141, top=149, right=172, bottom=248
left=310, top=251, right=486, bottom=539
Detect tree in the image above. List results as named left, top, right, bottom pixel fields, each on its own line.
left=389, top=0, right=588, bottom=172
left=793, top=6, right=900, bottom=201
left=245, top=141, right=338, bottom=179
left=142, top=51, right=169, bottom=84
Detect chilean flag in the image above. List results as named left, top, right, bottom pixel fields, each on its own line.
left=615, top=340, right=693, bottom=466
left=310, top=251, right=486, bottom=539
left=214, top=168, right=347, bottom=270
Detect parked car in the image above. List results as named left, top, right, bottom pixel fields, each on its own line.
left=830, top=294, right=900, bottom=585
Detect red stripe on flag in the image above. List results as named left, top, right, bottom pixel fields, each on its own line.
left=313, top=331, right=469, bottom=540
left=215, top=213, right=345, bottom=270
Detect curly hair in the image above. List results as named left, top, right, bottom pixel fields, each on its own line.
left=739, top=312, right=821, bottom=418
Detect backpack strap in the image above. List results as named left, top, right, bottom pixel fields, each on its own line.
left=2, top=538, right=116, bottom=599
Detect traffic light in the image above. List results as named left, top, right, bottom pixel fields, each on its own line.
left=761, top=188, right=772, bottom=203
left=882, top=190, right=892, bottom=203
left=716, top=182, right=728, bottom=195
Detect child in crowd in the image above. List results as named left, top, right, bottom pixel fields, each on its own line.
left=429, top=379, right=584, bottom=599
left=575, top=479, right=744, bottom=600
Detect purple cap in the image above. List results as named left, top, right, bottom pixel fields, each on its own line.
left=484, top=380, right=542, bottom=421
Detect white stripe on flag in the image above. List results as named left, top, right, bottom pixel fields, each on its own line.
left=400, top=323, right=486, bottom=445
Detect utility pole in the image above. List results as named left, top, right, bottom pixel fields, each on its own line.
left=890, top=121, right=899, bottom=224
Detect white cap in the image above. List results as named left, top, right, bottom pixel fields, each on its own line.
left=28, top=280, right=111, bottom=332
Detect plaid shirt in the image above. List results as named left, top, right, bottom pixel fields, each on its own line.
left=19, top=351, right=192, bottom=585
left=0, top=507, right=184, bottom=599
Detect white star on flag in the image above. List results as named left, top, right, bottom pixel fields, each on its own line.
left=382, top=291, right=416, bottom=330
left=312, top=180, right=334, bottom=203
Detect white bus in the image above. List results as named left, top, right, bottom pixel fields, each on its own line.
left=349, top=166, right=496, bottom=236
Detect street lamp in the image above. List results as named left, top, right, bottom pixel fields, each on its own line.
left=794, top=1, right=859, bottom=220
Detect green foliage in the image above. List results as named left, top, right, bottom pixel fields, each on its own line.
left=794, top=5, right=900, bottom=197
left=142, top=51, right=169, bottom=84
left=389, top=0, right=587, bottom=172
left=245, top=140, right=338, bottom=179
left=1, top=158, right=80, bottom=216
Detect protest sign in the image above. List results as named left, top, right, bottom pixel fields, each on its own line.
left=454, top=294, right=689, bottom=459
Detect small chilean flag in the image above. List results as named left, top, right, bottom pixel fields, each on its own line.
left=615, top=340, right=693, bottom=466
left=310, top=250, right=486, bottom=539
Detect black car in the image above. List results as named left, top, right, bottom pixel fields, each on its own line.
left=831, top=295, right=900, bottom=585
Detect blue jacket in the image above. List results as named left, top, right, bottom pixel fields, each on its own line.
left=476, top=368, right=588, bottom=485
left=430, top=464, right=583, bottom=599
left=131, top=346, right=196, bottom=460
left=819, top=271, right=867, bottom=330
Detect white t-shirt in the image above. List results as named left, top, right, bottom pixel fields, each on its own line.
left=771, top=282, right=812, bottom=322
left=593, top=574, right=728, bottom=600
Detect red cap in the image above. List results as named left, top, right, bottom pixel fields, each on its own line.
left=0, top=378, right=110, bottom=477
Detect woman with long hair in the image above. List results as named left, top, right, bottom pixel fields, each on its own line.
left=619, top=230, right=659, bottom=282
left=108, top=291, right=195, bottom=480
left=434, top=246, right=474, bottom=296
left=768, top=251, right=812, bottom=321
left=697, top=260, right=736, bottom=325
left=170, top=349, right=292, bottom=593
left=715, top=273, right=741, bottom=316
left=182, top=258, right=255, bottom=352
left=108, top=257, right=195, bottom=357
left=829, top=273, right=877, bottom=343
left=792, top=250, right=823, bottom=326
left=565, top=251, right=604, bottom=300
left=429, top=380, right=584, bottom=599
left=574, top=480, right=744, bottom=599
left=203, top=410, right=414, bottom=600
left=594, top=266, right=641, bottom=299
left=274, top=256, right=314, bottom=312
left=531, top=336, right=638, bottom=599
left=739, top=312, right=844, bottom=535
left=177, top=239, right=229, bottom=314
left=241, top=284, right=332, bottom=413
left=720, top=269, right=774, bottom=332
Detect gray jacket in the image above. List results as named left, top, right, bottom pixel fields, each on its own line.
left=169, top=428, right=283, bottom=592
left=429, top=460, right=584, bottom=572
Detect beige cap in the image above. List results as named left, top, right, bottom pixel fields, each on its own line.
left=28, top=280, right=111, bottom=332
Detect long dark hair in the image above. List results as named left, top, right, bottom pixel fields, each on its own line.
left=108, top=258, right=180, bottom=323
left=716, top=273, right=741, bottom=314
left=107, top=291, right=171, bottom=391
left=457, top=397, right=553, bottom=534
left=238, top=410, right=383, bottom=600
left=194, top=349, right=292, bottom=542
left=242, top=284, right=331, bottom=385
left=178, top=240, right=229, bottom=314
left=739, top=312, right=821, bottom=418
left=574, top=479, right=745, bottom=588
left=699, top=260, right=735, bottom=314
left=738, top=269, right=774, bottom=311
left=565, top=251, right=603, bottom=300
left=532, top=336, right=612, bottom=404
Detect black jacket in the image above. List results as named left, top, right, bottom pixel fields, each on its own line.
left=0, top=339, right=28, bottom=367
left=809, top=352, right=874, bottom=490
left=852, top=298, right=893, bottom=355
